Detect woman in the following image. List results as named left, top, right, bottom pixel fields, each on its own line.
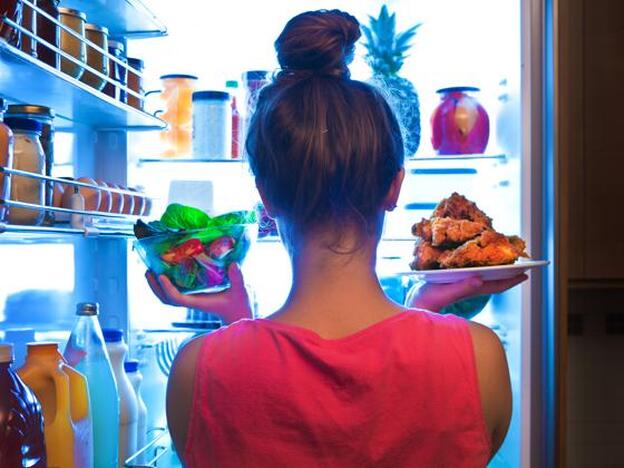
left=147, top=9, right=524, bottom=467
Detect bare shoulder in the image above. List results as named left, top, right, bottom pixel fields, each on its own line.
left=166, top=334, right=208, bottom=462
left=466, top=321, right=512, bottom=458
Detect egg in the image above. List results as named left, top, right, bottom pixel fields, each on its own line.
left=52, top=182, right=65, bottom=207
left=96, top=180, right=112, bottom=213
left=104, top=182, right=124, bottom=214
left=142, top=196, right=152, bottom=216
left=117, top=184, right=134, bottom=215
left=77, top=177, right=101, bottom=211
left=128, top=188, right=144, bottom=216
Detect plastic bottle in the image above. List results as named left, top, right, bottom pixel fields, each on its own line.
left=225, top=80, right=241, bottom=158
left=64, top=303, right=119, bottom=468
left=0, top=343, right=47, bottom=467
left=125, top=359, right=147, bottom=462
left=70, top=185, right=85, bottom=228
left=18, top=342, right=93, bottom=468
left=104, top=329, right=138, bottom=467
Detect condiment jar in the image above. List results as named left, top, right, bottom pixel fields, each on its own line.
left=192, top=91, right=231, bottom=159
left=0, top=99, right=15, bottom=223
left=241, top=70, right=269, bottom=157
left=1, top=0, right=22, bottom=48
left=58, top=7, right=86, bottom=79
left=35, top=0, right=60, bottom=69
left=6, top=105, right=55, bottom=224
left=4, top=118, right=45, bottom=226
left=80, top=23, right=109, bottom=90
left=126, top=58, right=144, bottom=110
left=102, top=40, right=128, bottom=103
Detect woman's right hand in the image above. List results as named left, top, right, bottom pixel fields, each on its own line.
left=145, top=263, right=253, bottom=325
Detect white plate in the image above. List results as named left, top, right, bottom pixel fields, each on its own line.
left=400, top=259, right=550, bottom=284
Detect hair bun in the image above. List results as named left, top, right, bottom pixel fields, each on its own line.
left=275, top=10, right=361, bottom=79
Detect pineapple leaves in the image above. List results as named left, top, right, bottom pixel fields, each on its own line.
left=363, top=5, right=421, bottom=76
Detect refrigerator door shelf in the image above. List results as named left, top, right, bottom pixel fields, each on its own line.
left=0, top=41, right=166, bottom=130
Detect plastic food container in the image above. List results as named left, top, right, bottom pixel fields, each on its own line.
left=192, top=90, right=231, bottom=159
left=134, top=223, right=256, bottom=294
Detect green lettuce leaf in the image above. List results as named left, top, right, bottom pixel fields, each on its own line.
left=160, top=204, right=211, bottom=230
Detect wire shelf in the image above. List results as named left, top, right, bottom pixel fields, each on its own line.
left=0, top=2, right=166, bottom=129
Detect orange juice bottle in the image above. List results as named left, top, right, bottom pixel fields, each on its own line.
left=18, top=342, right=93, bottom=468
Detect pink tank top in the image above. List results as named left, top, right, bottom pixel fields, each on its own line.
left=185, top=310, right=491, bottom=467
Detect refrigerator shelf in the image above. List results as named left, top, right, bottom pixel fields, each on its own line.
left=60, top=0, right=167, bottom=38
left=0, top=41, right=166, bottom=130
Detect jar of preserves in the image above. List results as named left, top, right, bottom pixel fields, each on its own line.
left=192, top=91, right=231, bottom=159
left=6, top=105, right=55, bottom=224
left=147, top=74, right=197, bottom=157
left=4, top=118, right=45, bottom=226
left=102, top=41, right=128, bottom=103
left=126, top=58, right=144, bottom=110
left=35, top=0, right=60, bottom=69
left=0, top=99, right=15, bottom=223
left=80, top=24, right=109, bottom=90
left=1, top=0, right=22, bottom=48
left=58, top=7, right=86, bottom=79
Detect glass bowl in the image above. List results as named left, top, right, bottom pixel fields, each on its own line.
left=134, top=223, right=256, bottom=294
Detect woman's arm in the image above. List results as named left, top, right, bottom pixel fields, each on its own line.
left=166, top=335, right=207, bottom=462
left=468, top=321, right=512, bottom=458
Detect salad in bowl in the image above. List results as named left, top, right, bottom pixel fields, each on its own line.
left=134, top=204, right=257, bottom=294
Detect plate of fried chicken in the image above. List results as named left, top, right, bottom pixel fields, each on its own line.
left=406, top=193, right=548, bottom=284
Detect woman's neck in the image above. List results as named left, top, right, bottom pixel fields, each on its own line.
left=268, top=231, right=405, bottom=337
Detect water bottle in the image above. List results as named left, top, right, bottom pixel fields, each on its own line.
left=125, top=359, right=147, bottom=463
left=64, top=302, right=119, bottom=468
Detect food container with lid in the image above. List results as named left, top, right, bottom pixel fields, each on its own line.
left=102, top=40, right=128, bottom=102
left=80, top=23, right=109, bottom=90
left=126, top=58, right=145, bottom=110
left=192, top=91, right=231, bottom=159
left=4, top=117, right=45, bottom=226
left=0, top=98, right=14, bottom=224
left=58, top=7, right=87, bottom=79
left=36, top=0, right=61, bottom=68
left=146, top=74, right=197, bottom=157
left=5, top=105, right=55, bottom=224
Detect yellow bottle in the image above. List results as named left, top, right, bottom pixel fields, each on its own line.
left=18, top=342, right=93, bottom=468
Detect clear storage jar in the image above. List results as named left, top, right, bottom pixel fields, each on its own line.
left=80, top=23, right=109, bottom=90
left=58, top=7, right=86, bottom=79
left=0, top=99, right=14, bottom=224
left=4, top=118, right=45, bottom=226
left=192, top=91, right=231, bottom=159
left=5, top=105, right=55, bottom=225
left=102, top=40, right=128, bottom=103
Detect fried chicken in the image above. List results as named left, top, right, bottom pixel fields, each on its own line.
left=409, top=193, right=529, bottom=271
left=432, top=192, right=493, bottom=228
left=437, top=231, right=528, bottom=268
left=409, top=238, right=443, bottom=270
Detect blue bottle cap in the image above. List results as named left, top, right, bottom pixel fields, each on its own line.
left=102, top=328, right=123, bottom=343
left=124, top=359, right=139, bottom=373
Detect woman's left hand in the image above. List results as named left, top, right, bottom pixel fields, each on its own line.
left=405, top=274, right=528, bottom=313
left=145, top=263, right=253, bottom=324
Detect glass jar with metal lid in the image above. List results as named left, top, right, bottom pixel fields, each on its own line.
left=36, top=0, right=61, bottom=69
left=102, top=40, right=128, bottom=103
left=0, top=98, right=14, bottom=223
left=126, top=58, right=144, bottom=110
left=4, top=118, right=45, bottom=226
left=6, top=105, right=55, bottom=224
left=80, top=23, right=109, bottom=91
left=58, top=7, right=87, bottom=79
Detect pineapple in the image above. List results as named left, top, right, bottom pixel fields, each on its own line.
left=362, top=5, right=422, bottom=156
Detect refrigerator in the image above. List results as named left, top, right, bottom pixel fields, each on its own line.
left=0, top=0, right=557, bottom=466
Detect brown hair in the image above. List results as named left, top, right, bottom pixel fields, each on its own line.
left=246, top=10, right=404, bottom=244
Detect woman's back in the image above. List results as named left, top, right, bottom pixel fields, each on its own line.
left=183, top=310, right=492, bottom=467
